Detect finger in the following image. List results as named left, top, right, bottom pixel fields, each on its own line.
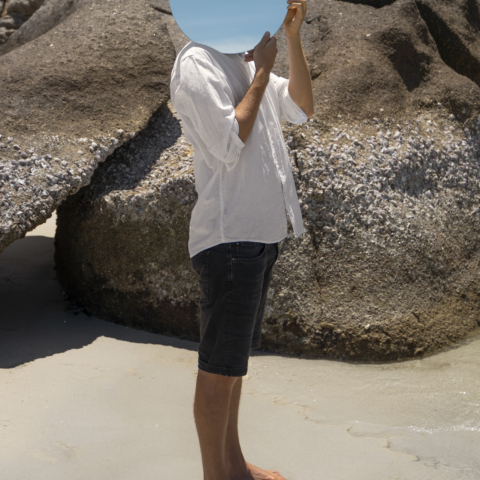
left=287, top=3, right=303, bottom=11
left=283, top=8, right=295, bottom=23
left=287, top=1, right=304, bottom=12
left=286, top=2, right=306, bottom=21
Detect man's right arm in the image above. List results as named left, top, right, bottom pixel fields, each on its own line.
left=235, top=31, right=278, bottom=144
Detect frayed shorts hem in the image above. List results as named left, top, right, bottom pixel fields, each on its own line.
left=198, top=358, right=248, bottom=377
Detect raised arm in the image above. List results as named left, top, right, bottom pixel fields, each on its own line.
left=235, top=32, right=278, bottom=144
left=284, top=0, right=314, bottom=117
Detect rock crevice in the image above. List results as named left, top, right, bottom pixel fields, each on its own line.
left=415, top=0, right=480, bottom=89
left=339, top=0, right=398, bottom=8
left=0, top=0, right=45, bottom=45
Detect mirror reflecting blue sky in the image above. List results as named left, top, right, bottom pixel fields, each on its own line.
left=170, top=0, right=287, bottom=54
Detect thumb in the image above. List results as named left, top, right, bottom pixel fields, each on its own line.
left=260, top=31, right=271, bottom=45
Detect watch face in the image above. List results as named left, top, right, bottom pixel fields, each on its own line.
left=170, top=0, right=286, bottom=54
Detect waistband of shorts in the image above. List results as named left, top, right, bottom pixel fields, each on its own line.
left=201, top=241, right=277, bottom=254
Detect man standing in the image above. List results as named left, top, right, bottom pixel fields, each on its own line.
left=170, top=1, right=314, bottom=478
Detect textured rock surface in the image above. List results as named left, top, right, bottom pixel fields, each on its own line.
left=0, top=0, right=45, bottom=45
left=0, top=0, right=176, bottom=254
left=265, top=114, right=480, bottom=360
left=0, top=0, right=92, bottom=55
left=150, top=0, right=190, bottom=55
left=274, top=0, right=480, bottom=122
left=415, top=0, right=480, bottom=89
left=54, top=110, right=480, bottom=361
left=54, top=0, right=480, bottom=360
left=339, top=0, right=397, bottom=7
left=55, top=102, right=201, bottom=339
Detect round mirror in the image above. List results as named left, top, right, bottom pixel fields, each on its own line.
left=169, top=0, right=287, bottom=54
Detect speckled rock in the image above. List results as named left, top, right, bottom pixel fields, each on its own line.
left=54, top=104, right=480, bottom=361
left=0, top=0, right=176, bottom=253
left=54, top=101, right=200, bottom=339
left=54, top=0, right=480, bottom=360
left=263, top=113, right=480, bottom=360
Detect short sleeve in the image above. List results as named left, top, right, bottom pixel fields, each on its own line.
left=269, top=72, right=309, bottom=124
left=171, top=54, right=245, bottom=170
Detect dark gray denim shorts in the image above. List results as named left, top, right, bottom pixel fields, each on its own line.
left=191, top=241, right=279, bottom=377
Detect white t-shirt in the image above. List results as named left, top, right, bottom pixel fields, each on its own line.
left=170, top=41, right=308, bottom=258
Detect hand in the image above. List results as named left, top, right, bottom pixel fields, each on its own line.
left=244, top=31, right=277, bottom=75
left=283, top=0, right=307, bottom=37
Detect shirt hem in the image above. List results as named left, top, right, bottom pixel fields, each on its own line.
left=189, top=234, right=289, bottom=259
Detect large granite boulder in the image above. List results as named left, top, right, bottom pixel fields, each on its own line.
left=54, top=0, right=480, bottom=361
left=55, top=102, right=200, bottom=338
left=0, top=0, right=176, bottom=254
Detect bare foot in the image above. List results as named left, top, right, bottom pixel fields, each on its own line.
left=229, top=461, right=287, bottom=480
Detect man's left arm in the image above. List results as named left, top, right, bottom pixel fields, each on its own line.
left=284, top=0, right=314, bottom=117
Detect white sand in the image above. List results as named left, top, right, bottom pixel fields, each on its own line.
left=25, top=211, right=58, bottom=238
left=1, top=212, right=479, bottom=480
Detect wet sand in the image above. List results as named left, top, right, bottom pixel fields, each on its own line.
left=1, top=212, right=479, bottom=480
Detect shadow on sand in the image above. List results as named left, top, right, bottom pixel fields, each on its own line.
left=0, top=234, right=273, bottom=369
left=0, top=234, right=201, bottom=369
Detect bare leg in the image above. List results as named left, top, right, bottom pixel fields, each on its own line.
left=224, top=377, right=248, bottom=476
left=194, top=369, right=238, bottom=480
left=225, top=377, right=286, bottom=480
